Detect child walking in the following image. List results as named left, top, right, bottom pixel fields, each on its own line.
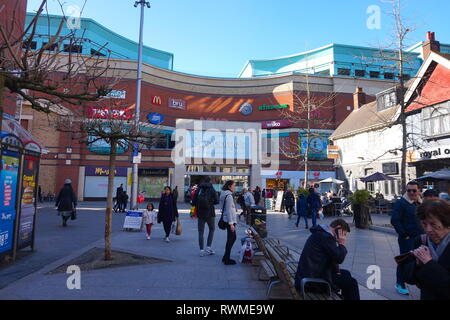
left=143, top=203, right=157, bottom=240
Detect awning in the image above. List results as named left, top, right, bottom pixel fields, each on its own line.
left=2, top=113, right=47, bottom=153
left=416, top=169, right=450, bottom=181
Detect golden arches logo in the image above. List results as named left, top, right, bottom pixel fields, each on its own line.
left=152, top=96, right=162, bottom=105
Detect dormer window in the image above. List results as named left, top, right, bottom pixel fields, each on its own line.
left=376, top=88, right=397, bottom=111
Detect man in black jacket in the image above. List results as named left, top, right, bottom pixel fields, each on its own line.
left=192, top=177, right=219, bottom=257
left=294, top=219, right=360, bottom=300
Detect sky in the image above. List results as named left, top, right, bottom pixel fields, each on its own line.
left=26, top=0, right=450, bottom=78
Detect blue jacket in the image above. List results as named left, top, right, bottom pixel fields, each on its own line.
left=296, top=194, right=308, bottom=216
left=307, top=192, right=322, bottom=211
left=390, top=195, right=424, bottom=238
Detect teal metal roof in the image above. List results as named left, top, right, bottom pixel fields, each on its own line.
left=239, top=43, right=423, bottom=80
left=25, top=13, right=173, bottom=70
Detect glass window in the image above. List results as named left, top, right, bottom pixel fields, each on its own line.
left=384, top=72, right=394, bottom=80
left=63, top=44, right=82, bottom=53
left=220, top=167, right=233, bottom=173
left=370, top=71, right=380, bottom=78
left=355, top=70, right=366, bottom=77
left=338, top=68, right=351, bottom=76
left=203, top=165, right=217, bottom=172
left=391, top=180, right=397, bottom=196
left=236, top=167, right=249, bottom=173
left=423, top=104, right=450, bottom=137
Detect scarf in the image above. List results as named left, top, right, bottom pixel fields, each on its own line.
left=427, top=231, right=450, bottom=262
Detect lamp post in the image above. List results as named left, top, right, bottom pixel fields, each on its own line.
left=131, top=0, right=150, bottom=209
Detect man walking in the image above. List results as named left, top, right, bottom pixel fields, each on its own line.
left=243, top=188, right=256, bottom=225
left=192, top=177, right=219, bottom=257
left=391, top=181, right=424, bottom=295
left=307, top=187, right=322, bottom=228
left=283, top=188, right=295, bottom=219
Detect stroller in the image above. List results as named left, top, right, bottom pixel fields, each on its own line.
left=336, top=197, right=352, bottom=216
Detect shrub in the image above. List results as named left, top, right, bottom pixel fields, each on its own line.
left=349, top=190, right=371, bottom=205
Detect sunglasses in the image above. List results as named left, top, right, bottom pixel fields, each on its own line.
left=407, top=189, right=417, bottom=193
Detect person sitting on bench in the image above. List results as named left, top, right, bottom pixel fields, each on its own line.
left=294, top=219, right=360, bottom=300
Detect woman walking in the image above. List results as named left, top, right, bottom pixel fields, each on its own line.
left=158, top=186, right=179, bottom=243
left=55, top=179, right=77, bottom=227
left=220, top=180, right=238, bottom=265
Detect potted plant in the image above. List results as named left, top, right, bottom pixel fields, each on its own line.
left=349, top=190, right=372, bottom=229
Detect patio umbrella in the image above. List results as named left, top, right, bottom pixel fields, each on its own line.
left=360, top=172, right=396, bottom=182
left=319, top=178, right=345, bottom=184
left=416, top=169, right=450, bottom=181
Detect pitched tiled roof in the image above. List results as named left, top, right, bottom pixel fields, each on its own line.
left=330, top=101, right=399, bottom=140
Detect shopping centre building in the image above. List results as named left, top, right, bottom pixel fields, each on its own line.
left=5, top=8, right=450, bottom=201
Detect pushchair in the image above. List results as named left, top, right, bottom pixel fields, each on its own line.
left=336, top=197, right=352, bottom=216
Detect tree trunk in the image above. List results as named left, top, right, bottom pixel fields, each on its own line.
left=353, top=204, right=371, bottom=229
left=104, top=139, right=117, bottom=261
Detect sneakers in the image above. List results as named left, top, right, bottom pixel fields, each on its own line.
left=165, top=237, right=170, bottom=243
left=395, top=284, right=409, bottom=295
left=146, top=236, right=151, bottom=240
left=200, top=250, right=207, bottom=257
left=205, top=247, right=215, bottom=255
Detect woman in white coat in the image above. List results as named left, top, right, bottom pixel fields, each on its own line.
left=220, top=180, right=238, bottom=265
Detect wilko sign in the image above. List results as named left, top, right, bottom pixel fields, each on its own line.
left=169, top=98, right=186, bottom=110
left=262, top=120, right=292, bottom=129
left=152, top=96, right=162, bottom=105
left=87, top=107, right=133, bottom=120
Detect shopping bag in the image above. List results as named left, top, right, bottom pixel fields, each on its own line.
left=318, top=209, right=324, bottom=220
left=171, top=221, right=176, bottom=234
left=71, top=209, right=77, bottom=220
left=175, top=217, right=182, bottom=235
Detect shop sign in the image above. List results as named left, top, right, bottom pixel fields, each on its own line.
left=299, top=131, right=330, bottom=160
left=262, top=120, right=292, bottom=129
left=87, top=107, right=133, bottom=120
left=105, top=90, right=126, bottom=99
left=327, top=145, right=340, bottom=160
left=85, top=167, right=128, bottom=177
left=258, top=104, right=289, bottom=111
left=152, top=96, right=162, bottom=105
left=123, top=211, right=143, bottom=230
left=147, top=113, right=164, bottom=125
left=418, top=145, right=450, bottom=161
left=169, top=98, right=186, bottom=110
left=239, top=103, right=253, bottom=116
left=138, top=168, right=169, bottom=176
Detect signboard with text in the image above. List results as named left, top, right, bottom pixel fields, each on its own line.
left=123, top=211, right=143, bottom=230
left=262, top=120, right=292, bottom=129
left=87, top=107, right=133, bottom=120
left=168, top=98, right=186, bottom=110
left=85, top=167, right=128, bottom=177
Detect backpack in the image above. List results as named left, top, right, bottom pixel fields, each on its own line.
left=196, top=188, right=212, bottom=217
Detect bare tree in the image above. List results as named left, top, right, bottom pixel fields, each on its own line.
left=0, top=0, right=117, bottom=116
left=55, top=101, right=164, bottom=260
left=279, top=72, right=337, bottom=189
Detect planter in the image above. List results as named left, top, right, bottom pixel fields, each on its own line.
left=353, top=204, right=371, bottom=229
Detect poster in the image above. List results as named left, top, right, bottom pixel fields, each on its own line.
left=0, top=154, right=20, bottom=254
left=275, top=191, right=284, bottom=212
left=138, top=176, right=168, bottom=198
left=18, top=155, right=38, bottom=249
left=123, top=211, right=143, bottom=230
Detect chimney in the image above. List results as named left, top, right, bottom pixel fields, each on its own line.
left=353, top=87, right=366, bottom=110
left=423, top=31, right=440, bottom=60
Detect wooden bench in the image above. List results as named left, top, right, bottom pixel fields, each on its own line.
left=266, top=245, right=342, bottom=300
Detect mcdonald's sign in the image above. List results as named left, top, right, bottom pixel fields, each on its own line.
left=152, top=96, right=162, bottom=105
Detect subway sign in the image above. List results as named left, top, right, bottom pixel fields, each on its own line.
left=258, top=104, right=289, bottom=111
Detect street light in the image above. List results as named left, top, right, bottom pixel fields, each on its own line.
left=131, top=0, right=150, bottom=209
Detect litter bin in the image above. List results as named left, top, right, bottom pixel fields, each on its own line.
left=250, top=205, right=267, bottom=225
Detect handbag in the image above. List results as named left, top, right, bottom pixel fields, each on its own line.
left=218, top=195, right=230, bottom=230
left=71, top=208, right=77, bottom=220
left=175, top=217, right=182, bottom=235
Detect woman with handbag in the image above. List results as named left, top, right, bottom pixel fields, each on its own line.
left=158, top=186, right=179, bottom=243
left=55, top=179, right=77, bottom=227
left=219, top=181, right=238, bottom=265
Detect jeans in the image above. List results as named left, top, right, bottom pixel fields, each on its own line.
left=331, top=269, right=360, bottom=300
left=223, top=224, right=236, bottom=261
left=145, top=223, right=153, bottom=236
left=396, top=236, right=415, bottom=287
left=310, top=208, right=318, bottom=227
left=198, top=217, right=215, bottom=250
left=163, top=221, right=172, bottom=238
left=296, top=213, right=308, bottom=227
left=286, top=205, right=295, bottom=217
